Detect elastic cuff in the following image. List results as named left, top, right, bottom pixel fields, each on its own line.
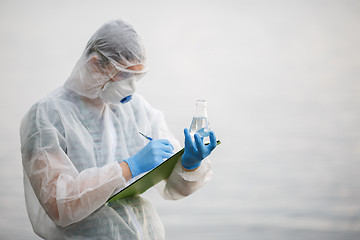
left=181, top=161, right=201, bottom=171
left=182, top=164, right=200, bottom=172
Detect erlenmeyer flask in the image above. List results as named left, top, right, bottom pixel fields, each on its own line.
left=189, top=99, right=211, bottom=142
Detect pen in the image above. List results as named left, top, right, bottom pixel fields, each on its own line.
left=139, top=131, right=153, bottom=141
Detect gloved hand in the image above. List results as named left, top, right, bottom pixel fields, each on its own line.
left=124, top=139, right=174, bottom=178
left=181, top=128, right=217, bottom=170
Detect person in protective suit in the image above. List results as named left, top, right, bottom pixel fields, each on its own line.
left=20, top=19, right=217, bottom=239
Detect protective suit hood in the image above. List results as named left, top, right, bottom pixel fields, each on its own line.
left=64, top=19, right=147, bottom=99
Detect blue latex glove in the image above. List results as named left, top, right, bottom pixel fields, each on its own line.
left=124, top=139, right=174, bottom=178
left=181, top=128, right=217, bottom=170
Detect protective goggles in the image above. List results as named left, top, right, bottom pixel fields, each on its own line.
left=108, top=61, right=148, bottom=81
left=96, top=50, right=148, bottom=81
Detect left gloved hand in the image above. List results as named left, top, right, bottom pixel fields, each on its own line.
left=181, top=128, right=217, bottom=170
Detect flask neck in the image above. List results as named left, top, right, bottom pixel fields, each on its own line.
left=194, top=100, right=208, bottom=118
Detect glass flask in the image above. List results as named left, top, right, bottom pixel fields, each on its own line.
left=189, top=99, right=211, bottom=142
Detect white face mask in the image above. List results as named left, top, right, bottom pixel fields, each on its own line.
left=99, top=77, right=136, bottom=104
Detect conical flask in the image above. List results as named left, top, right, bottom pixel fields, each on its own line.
left=189, top=99, right=211, bottom=142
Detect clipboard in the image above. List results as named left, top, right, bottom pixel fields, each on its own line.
left=107, top=140, right=221, bottom=202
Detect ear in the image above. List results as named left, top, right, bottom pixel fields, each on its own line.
left=90, top=55, right=99, bottom=66
left=89, top=55, right=105, bottom=73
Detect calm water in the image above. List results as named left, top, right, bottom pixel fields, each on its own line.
left=1, top=0, right=360, bottom=239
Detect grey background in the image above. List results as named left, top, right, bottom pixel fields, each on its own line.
left=1, top=0, right=360, bottom=239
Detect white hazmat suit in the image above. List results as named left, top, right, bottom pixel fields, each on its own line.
left=20, top=19, right=212, bottom=239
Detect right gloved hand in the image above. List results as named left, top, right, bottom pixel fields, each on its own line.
left=124, top=139, right=174, bottom=178
left=181, top=128, right=217, bottom=170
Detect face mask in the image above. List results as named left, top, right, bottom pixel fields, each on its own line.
left=99, top=77, right=136, bottom=104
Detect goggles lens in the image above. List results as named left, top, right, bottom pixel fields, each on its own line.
left=95, top=50, right=148, bottom=81
left=109, top=62, right=148, bottom=81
